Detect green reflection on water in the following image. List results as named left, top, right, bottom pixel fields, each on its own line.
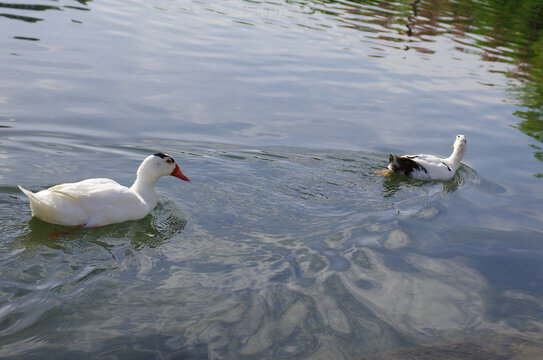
left=513, top=32, right=543, bottom=177
left=473, top=0, right=543, bottom=177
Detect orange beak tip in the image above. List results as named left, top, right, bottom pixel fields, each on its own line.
left=171, top=164, right=190, bottom=181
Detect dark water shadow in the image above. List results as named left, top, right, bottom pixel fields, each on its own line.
left=360, top=330, right=543, bottom=360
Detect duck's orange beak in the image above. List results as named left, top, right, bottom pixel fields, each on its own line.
left=374, top=169, right=390, bottom=176
left=171, top=164, right=190, bottom=181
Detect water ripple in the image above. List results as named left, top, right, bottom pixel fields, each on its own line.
left=1, top=0, right=543, bottom=356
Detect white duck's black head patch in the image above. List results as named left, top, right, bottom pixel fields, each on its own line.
left=154, top=152, right=175, bottom=164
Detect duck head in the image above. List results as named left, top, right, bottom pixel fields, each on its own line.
left=450, top=134, right=467, bottom=162
left=451, top=134, right=467, bottom=152
left=136, top=153, right=190, bottom=184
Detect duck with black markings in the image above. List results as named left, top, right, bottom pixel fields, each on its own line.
left=376, top=134, right=468, bottom=181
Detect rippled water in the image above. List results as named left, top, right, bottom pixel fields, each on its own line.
left=1, top=0, right=543, bottom=358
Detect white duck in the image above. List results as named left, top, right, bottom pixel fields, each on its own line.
left=19, top=153, right=190, bottom=227
left=382, top=134, right=467, bottom=180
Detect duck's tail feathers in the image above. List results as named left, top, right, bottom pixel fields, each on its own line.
left=18, top=185, right=39, bottom=216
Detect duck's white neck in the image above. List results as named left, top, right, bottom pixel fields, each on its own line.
left=446, top=146, right=466, bottom=166
left=130, top=168, right=161, bottom=209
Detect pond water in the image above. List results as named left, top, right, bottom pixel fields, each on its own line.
left=1, top=0, right=543, bottom=358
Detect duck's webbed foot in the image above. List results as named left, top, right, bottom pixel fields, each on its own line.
left=49, top=224, right=86, bottom=240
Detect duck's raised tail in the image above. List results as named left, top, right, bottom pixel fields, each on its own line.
left=18, top=185, right=39, bottom=216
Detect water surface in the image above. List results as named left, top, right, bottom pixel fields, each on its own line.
left=1, top=0, right=543, bottom=358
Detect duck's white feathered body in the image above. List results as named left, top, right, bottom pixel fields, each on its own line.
left=388, top=134, right=467, bottom=181
left=19, top=153, right=190, bottom=227
left=19, top=179, right=150, bottom=227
